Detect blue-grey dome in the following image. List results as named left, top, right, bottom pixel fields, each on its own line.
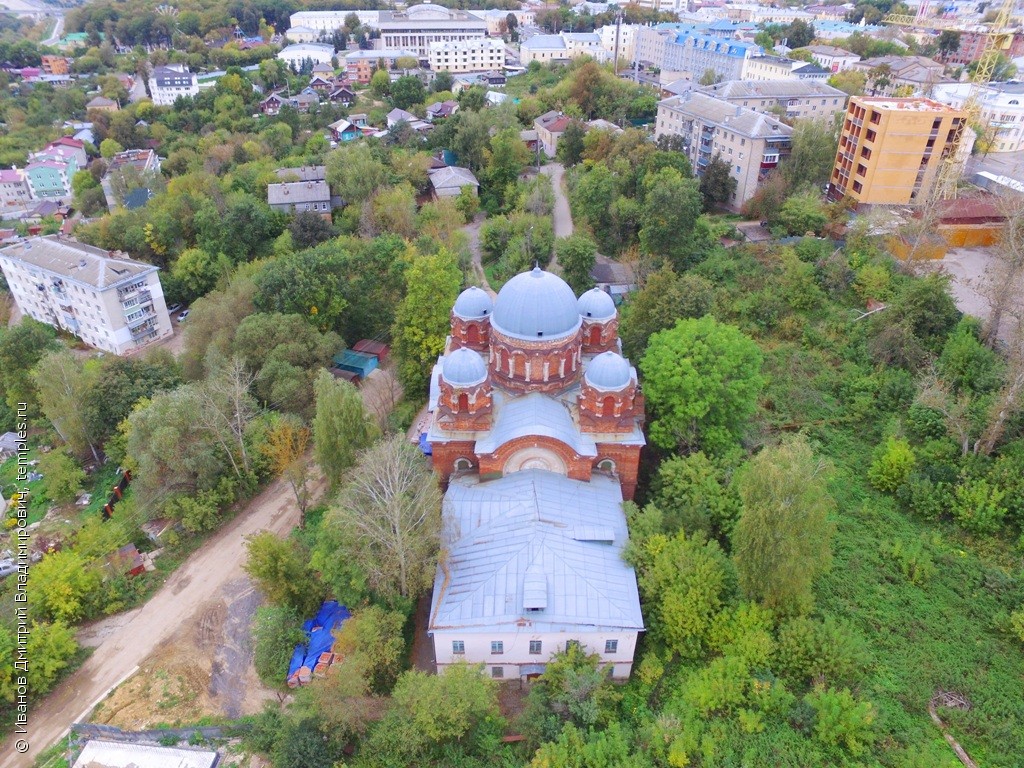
left=453, top=285, right=493, bottom=320
left=577, top=287, right=616, bottom=320
left=585, top=351, right=632, bottom=391
left=492, top=267, right=581, bottom=340
left=442, top=347, right=487, bottom=386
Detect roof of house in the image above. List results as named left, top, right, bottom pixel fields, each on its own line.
left=429, top=469, right=644, bottom=633
left=521, top=34, right=567, bottom=51
left=71, top=740, right=218, bottom=768
left=429, top=165, right=478, bottom=192
left=387, top=107, right=417, bottom=123
left=659, top=92, right=794, bottom=139
left=0, top=432, right=25, bottom=453
left=279, top=42, right=335, bottom=55
left=105, top=149, right=159, bottom=175
left=267, top=180, right=331, bottom=205
left=426, top=99, right=459, bottom=116
left=150, top=65, right=196, bottom=87
left=328, top=118, right=359, bottom=133
left=0, top=170, right=23, bottom=183
left=801, top=44, right=857, bottom=57
left=86, top=95, right=117, bottom=108
left=0, top=235, right=157, bottom=288
left=535, top=110, right=573, bottom=133
left=47, top=137, right=85, bottom=150
left=701, top=78, right=846, bottom=101
left=275, top=165, right=326, bottom=181
left=793, top=62, right=830, bottom=76
left=123, top=187, right=154, bottom=210
left=312, top=61, right=334, bottom=73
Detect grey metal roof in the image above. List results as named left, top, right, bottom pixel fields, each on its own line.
left=585, top=351, right=633, bottom=392
left=659, top=92, right=794, bottom=139
left=492, top=267, right=581, bottom=341
left=475, top=391, right=597, bottom=457
left=430, top=470, right=644, bottom=632
left=521, top=34, right=567, bottom=51
left=701, top=79, right=846, bottom=101
left=275, top=165, right=326, bottom=182
left=0, top=235, right=157, bottom=289
left=267, top=180, right=330, bottom=205
left=72, top=740, right=218, bottom=768
left=453, top=285, right=492, bottom=319
left=442, top=347, right=487, bottom=386
left=577, top=287, right=616, bottom=320
left=428, top=165, right=479, bottom=192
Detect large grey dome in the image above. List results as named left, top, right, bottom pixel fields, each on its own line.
left=577, top=288, right=616, bottom=320
left=442, top=347, right=487, bottom=386
left=585, top=351, right=632, bottom=391
left=492, top=267, right=581, bottom=340
left=453, top=286, right=493, bottom=319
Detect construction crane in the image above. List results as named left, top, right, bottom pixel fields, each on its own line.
left=883, top=0, right=1017, bottom=202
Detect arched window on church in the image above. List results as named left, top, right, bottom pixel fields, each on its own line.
left=457, top=393, right=469, bottom=413
left=498, top=348, right=510, bottom=374
left=588, top=326, right=602, bottom=347
left=466, top=324, right=480, bottom=345
left=602, top=397, right=616, bottom=418
left=454, top=457, right=473, bottom=472
left=597, top=458, right=616, bottom=475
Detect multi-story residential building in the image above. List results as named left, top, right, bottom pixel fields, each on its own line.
left=799, top=44, right=861, bottom=73
left=813, top=20, right=886, bottom=40
left=267, top=180, right=336, bottom=220
left=148, top=65, right=199, bottom=106
left=656, top=92, right=793, bottom=209
left=287, top=10, right=381, bottom=34
left=344, top=49, right=420, bottom=83
left=101, top=149, right=162, bottom=212
left=932, top=82, right=1024, bottom=154
left=0, top=169, right=32, bottom=211
left=701, top=79, right=848, bottom=122
left=0, top=236, right=173, bottom=354
left=633, top=0, right=687, bottom=13
left=477, top=9, right=536, bottom=35
left=278, top=43, right=336, bottom=69
left=377, top=4, right=487, bottom=57
left=31, top=137, right=88, bottom=171
left=634, top=24, right=699, bottom=68
left=940, top=30, right=1024, bottom=67
left=596, top=23, right=640, bottom=63
left=662, top=33, right=761, bottom=84
left=429, top=38, right=505, bottom=73
left=25, top=160, right=74, bottom=200
left=284, top=25, right=320, bottom=43
left=828, top=96, right=968, bottom=206
left=742, top=55, right=830, bottom=81
left=724, top=4, right=815, bottom=23
left=427, top=273, right=646, bottom=682
left=562, top=32, right=608, bottom=62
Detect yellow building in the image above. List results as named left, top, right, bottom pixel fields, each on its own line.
left=829, top=97, right=968, bottom=206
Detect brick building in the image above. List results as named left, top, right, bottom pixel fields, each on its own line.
left=427, top=271, right=645, bottom=682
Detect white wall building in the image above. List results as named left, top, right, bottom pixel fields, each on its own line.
left=147, top=64, right=199, bottom=106
left=597, top=24, right=640, bottom=64
left=429, top=38, right=506, bottom=73
left=800, top=44, right=861, bottom=73
left=287, top=10, right=381, bottom=33
left=0, top=236, right=173, bottom=354
left=0, top=169, right=32, bottom=211
left=378, top=3, right=488, bottom=57
left=277, top=43, right=336, bottom=69
left=933, top=82, right=1024, bottom=154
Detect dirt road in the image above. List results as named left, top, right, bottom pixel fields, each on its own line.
left=1, top=473, right=325, bottom=768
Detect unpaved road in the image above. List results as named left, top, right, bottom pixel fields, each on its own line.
left=1, top=472, right=325, bottom=767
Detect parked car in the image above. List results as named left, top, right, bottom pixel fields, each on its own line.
left=167, top=303, right=182, bottom=314
left=177, top=310, right=190, bottom=322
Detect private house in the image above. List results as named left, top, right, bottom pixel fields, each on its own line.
left=328, top=119, right=362, bottom=142
left=428, top=165, right=478, bottom=198
left=260, top=92, right=284, bottom=115
left=267, top=180, right=335, bottom=219
left=328, top=85, right=356, bottom=106
left=426, top=100, right=459, bottom=122
left=387, top=107, right=418, bottom=128
left=148, top=65, right=199, bottom=106
left=40, top=55, right=70, bottom=75
left=427, top=272, right=646, bottom=682
left=534, top=110, right=573, bottom=158
left=0, top=235, right=173, bottom=354
left=308, top=74, right=334, bottom=91
left=25, top=161, right=73, bottom=200
left=101, top=149, right=162, bottom=212
left=85, top=95, right=119, bottom=112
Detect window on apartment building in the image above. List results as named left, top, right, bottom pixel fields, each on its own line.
left=605, top=639, right=618, bottom=654
left=869, top=111, right=881, bottom=124
left=491, top=666, right=504, bottom=679
left=735, top=165, right=741, bottom=174
left=491, top=641, right=504, bottom=654
left=865, top=129, right=876, bottom=142
left=452, top=640, right=465, bottom=654
left=529, top=640, right=542, bottom=655
left=852, top=180, right=863, bottom=193
left=856, top=164, right=867, bottom=177
left=861, top=147, right=872, bottom=159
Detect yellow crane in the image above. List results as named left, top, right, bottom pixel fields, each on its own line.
left=884, top=0, right=1017, bottom=201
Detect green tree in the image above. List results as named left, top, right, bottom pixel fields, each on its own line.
left=25, top=621, right=77, bottom=695
left=782, top=121, right=839, bottom=191
left=777, top=191, right=828, bottom=235
left=639, top=167, right=704, bottom=271
left=331, top=605, right=406, bottom=694
left=805, top=686, right=876, bottom=755
left=555, top=234, right=597, bottom=294
left=529, top=722, right=644, bottom=767
left=243, top=532, right=326, bottom=617
left=936, top=30, right=961, bottom=57
left=252, top=604, right=307, bottom=687
left=786, top=19, right=815, bottom=48
left=326, top=142, right=390, bottom=205
left=640, top=316, right=764, bottom=455
left=698, top=68, right=721, bottom=86
left=0, top=319, right=58, bottom=415
left=867, top=437, right=916, bottom=492
left=571, top=164, right=617, bottom=250
left=38, top=449, right=85, bottom=504
left=619, top=267, right=713, bottom=360
left=289, top=210, right=336, bottom=250
left=432, top=70, right=454, bottom=93
left=371, top=68, right=391, bottom=97
left=323, top=436, right=442, bottom=604
left=732, top=436, right=836, bottom=616
left=484, top=127, right=530, bottom=209
left=391, top=249, right=462, bottom=396
left=312, top=370, right=379, bottom=489
left=253, top=247, right=350, bottom=334
left=556, top=121, right=587, bottom=167
left=33, top=349, right=99, bottom=461
left=651, top=451, right=740, bottom=539
left=99, top=137, right=123, bottom=159
left=828, top=69, right=866, bottom=96
left=699, top=153, right=737, bottom=210
left=28, top=550, right=103, bottom=623
left=390, top=75, right=425, bottom=110
left=171, top=247, right=225, bottom=302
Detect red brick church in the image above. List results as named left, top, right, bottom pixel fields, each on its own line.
left=426, top=268, right=646, bottom=681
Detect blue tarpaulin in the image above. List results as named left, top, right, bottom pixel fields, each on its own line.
left=418, top=432, right=432, bottom=455
left=287, top=600, right=351, bottom=682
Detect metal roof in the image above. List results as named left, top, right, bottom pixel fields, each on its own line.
left=0, top=235, right=157, bottom=289
left=476, top=391, right=597, bottom=456
left=428, top=165, right=479, bottom=192
left=431, top=470, right=644, bottom=632
left=267, top=180, right=331, bottom=205
left=72, top=740, right=218, bottom=768
left=491, top=267, right=580, bottom=341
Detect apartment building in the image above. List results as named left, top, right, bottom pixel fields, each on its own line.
left=828, top=97, right=968, bottom=206
left=656, top=92, right=793, bottom=209
left=742, top=55, right=830, bottom=81
left=799, top=45, right=860, bottom=73
left=932, top=82, right=1024, bottom=154
left=850, top=55, right=950, bottom=96
left=701, top=80, right=848, bottom=122
left=0, top=236, right=173, bottom=354
left=635, top=24, right=697, bottom=68
left=662, top=33, right=761, bottom=84
left=596, top=23, right=640, bottom=62
left=148, top=65, right=199, bottom=106
left=429, top=38, right=505, bottom=73
left=0, top=169, right=32, bottom=211
left=377, top=4, right=487, bottom=57
left=344, top=49, right=420, bottom=83
left=287, top=10, right=381, bottom=33
left=940, top=30, right=1024, bottom=67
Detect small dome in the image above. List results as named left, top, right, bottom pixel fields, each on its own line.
left=492, top=267, right=581, bottom=340
left=577, top=288, right=616, bottom=320
left=453, top=286, right=493, bottom=320
left=442, top=347, right=488, bottom=386
left=585, top=351, right=632, bottom=391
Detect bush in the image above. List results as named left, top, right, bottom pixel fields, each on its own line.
left=776, top=616, right=867, bottom=689
left=952, top=478, right=1007, bottom=535
left=867, top=437, right=916, bottom=493
left=805, top=686, right=875, bottom=756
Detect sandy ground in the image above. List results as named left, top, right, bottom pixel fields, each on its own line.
left=924, top=246, right=1022, bottom=344
left=1, top=470, right=327, bottom=768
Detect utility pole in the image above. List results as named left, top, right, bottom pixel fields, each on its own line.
left=613, top=9, right=622, bottom=76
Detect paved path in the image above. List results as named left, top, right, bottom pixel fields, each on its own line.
left=1, top=472, right=326, bottom=768
left=541, top=163, right=573, bottom=271
left=40, top=13, right=63, bottom=47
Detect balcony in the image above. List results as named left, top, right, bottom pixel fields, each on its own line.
left=127, top=308, right=155, bottom=329
left=129, top=318, right=157, bottom=338
left=50, top=279, right=66, bottom=296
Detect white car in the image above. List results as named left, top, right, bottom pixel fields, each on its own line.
left=177, top=310, right=190, bottom=322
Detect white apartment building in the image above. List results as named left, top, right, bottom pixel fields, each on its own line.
left=597, top=24, right=640, bottom=63
left=800, top=44, right=861, bottom=73
left=656, top=92, right=793, bottom=209
left=429, top=38, right=505, bottom=73
left=277, top=43, right=336, bottom=69
left=147, top=64, right=199, bottom=106
left=633, top=0, right=687, bottom=14
left=0, top=170, right=32, bottom=211
left=701, top=79, right=848, bottom=122
left=0, top=236, right=173, bottom=354
left=563, top=32, right=608, bottom=62
left=378, top=4, right=488, bottom=57
left=287, top=10, right=381, bottom=33
left=933, top=82, right=1024, bottom=154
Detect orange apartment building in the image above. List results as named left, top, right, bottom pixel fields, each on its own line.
left=828, top=96, right=968, bottom=206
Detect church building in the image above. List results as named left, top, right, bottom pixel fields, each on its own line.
left=427, top=268, right=645, bottom=682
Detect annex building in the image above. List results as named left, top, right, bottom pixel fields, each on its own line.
left=427, top=269, right=645, bottom=682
